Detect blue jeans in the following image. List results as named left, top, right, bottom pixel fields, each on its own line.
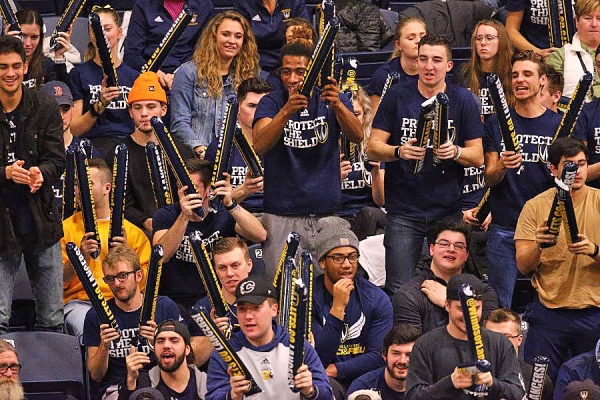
left=384, top=212, right=461, bottom=295
left=523, top=299, right=600, bottom=383
left=486, top=225, right=518, bottom=308
left=0, top=242, right=64, bottom=333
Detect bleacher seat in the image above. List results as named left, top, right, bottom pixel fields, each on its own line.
left=389, top=1, right=419, bottom=13
left=379, top=8, right=399, bottom=30
left=15, top=0, right=58, bottom=16
left=0, top=331, right=86, bottom=400
left=248, top=243, right=267, bottom=278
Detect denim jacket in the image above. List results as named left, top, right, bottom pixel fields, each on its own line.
left=170, top=60, right=236, bottom=150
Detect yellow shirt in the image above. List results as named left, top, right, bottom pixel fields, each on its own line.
left=515, top=186, right=600, bottom=308
left=61, top=212, right=151, bottom=303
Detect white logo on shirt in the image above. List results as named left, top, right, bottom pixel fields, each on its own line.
left=154, top=16, right=163, bottom=22
left=252, top=14, right=261, bottom=21
left=340, top=312, right=366, bottom=343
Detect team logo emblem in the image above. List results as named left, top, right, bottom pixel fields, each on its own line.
left=314, top=122, right=329, bottom=143
left=239, top=281, right=255, bottom=294
left=149, top=85, right=155, bottom=91
left=54, top=86, right=63, bottom=97
left=282, top=8, right=291, bottom=19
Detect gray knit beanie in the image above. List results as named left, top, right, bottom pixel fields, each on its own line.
left=315, top=216, right=360, bottom=261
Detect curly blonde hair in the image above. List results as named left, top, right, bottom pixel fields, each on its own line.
left=193, top=11, right=260, bottom=97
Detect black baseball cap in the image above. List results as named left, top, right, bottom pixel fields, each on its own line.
left=446, top=274, right=483, bottom=301
left=154, top=319, right=191, bottom=346
left=235, top=277, right=277, bottom=305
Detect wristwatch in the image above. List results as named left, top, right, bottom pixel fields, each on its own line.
left=394, top=146, right=401, bottom=159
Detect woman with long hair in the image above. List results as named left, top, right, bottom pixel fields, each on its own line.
left=8, top=9, right=71, bottom=89
left=456, top=19, right=514, bottom=121
left=368, top=17, right=427, bottom=113
left=170, top=11, right=261, bottom=157
left=69, top=6, right=139, bottom=157
left=339, top=86, right=386, bottom=240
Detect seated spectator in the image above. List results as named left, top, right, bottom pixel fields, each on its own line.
left=347, top=324, right=422, bottom=400
left=405, top=274, right=525, bottom=399
left=118, top=320, right=207, bottom=399
left=285, top=17, right=315, bottom=45
left=335, top=0, right=394, bottom=53
left=206, top=276, right=332, bottom=400
left=194, top=237, right=253, bottom=332
left=105, top=71, right=193, bottom=236
left=61, top=158, right=151, bottom=342
left=124, top=0, right=214, bottom=89
left=204, top=77, right=270, bottom=215
left=152, top=158, right=266, bottom=311
left=506, top=0, right=556, bottom=57
left=338, top=87, right=385, bottom=240
left=368, top=17, right=427, bottom=113
left=564, top=379, right=600, bottom=399
left=41, top=80, right=81, bottom=217
left=69, top=6, right=139, bottom=157
left=234, top=0, right=309, bottom=72
left=311, top=217, right=392, bottom=398
left=484, top=309, right=554, bottom=399
left=5, top=9, right=70, bottom=89
left=540, top=65, right=563, bottom=113
left=0, top=339, right=25, bottom=400
left=573, top=50, right=600, bottom=189
left=84, top=247, right=202, bottom=399
left=392, top=222, right=498, bottom=333
left=170, top=11, right=260, bottom=156
left=546, top=0, right=600, bottom=100
left=556, top=356, right=600, bottom=399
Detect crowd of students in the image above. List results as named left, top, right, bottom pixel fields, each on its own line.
left=1, top=0, right=600, bottom=399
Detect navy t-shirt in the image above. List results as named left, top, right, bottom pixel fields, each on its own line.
left=152, top=205, right=237, bottom=307
left=347, top=367, right=405, bottom=400
left=155, top=368, right=200, bottom=400
left=367, top=57, right=418, bottom=97
left=483, top=109, right=560, bottom=228
left=573, top=98, right=600, bottom=188
left=254, top=90, right=353, bottom=215
left=234, top=0, right=309, bottom=71
left=82, top=296, right=182, bottom=392
left=206, top=139, right=264, bottom=213
left=505, top=0, right=550, bottom=49
left=372, top=81, right=484, bottom=219
left=69, top=61, right=139, bottom=141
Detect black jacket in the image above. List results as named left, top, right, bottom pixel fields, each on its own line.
left=0, top=87, right=65, bottom=256
left=335, top=0, right=394, bottom=52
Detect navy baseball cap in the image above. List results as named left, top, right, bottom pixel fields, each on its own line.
left=41, top=80, right=73, bottom=107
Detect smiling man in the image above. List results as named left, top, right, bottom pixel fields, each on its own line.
left=83, top=246, right=199, bottom=400
left=119, top=319, right=207, bottom=400
left=515, top=137, right=600, bottom=382
left=0, top=35, right=65, bottom=335
left=484, top=50, right=563, bottom=309
left=347, top=324, right=422, bottom=400
left=367, top=34, right=484, bottom=296
left=405, top=274, right=524, bottom=400
left=311, top=217, right=392, bottom=398
left=392, top=222, right=498, bottom=334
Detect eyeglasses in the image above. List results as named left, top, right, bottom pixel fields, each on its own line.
left=434, top=240, right=467, bottom=251
left=475, top=34, right=499, bottom=42
left=325, top=253, right=359, bottom=265
left=0, top=364, right=21, bottom=374
left=102, top=270, right=138, bottom=284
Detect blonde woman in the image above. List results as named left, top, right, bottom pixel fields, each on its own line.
left=339, top=87, right=385, bottom=240
left=170, top=11, right=261, bottom=157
